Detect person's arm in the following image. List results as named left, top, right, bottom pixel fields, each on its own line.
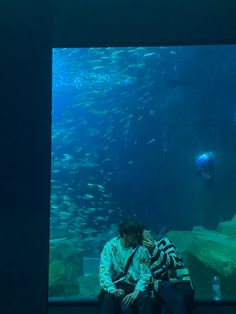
left=99, top=243, right=116, bottom=292
left=150, top=238, right=184, bottom=277
left=134, top=248, right=152, bottom=292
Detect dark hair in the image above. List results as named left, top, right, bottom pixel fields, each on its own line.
left=118, top=217, right=144, bottom=238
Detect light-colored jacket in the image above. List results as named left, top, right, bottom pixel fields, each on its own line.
left=99, top=236, right=151, bottom=292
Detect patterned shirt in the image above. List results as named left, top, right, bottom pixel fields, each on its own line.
left=99, top=236, right=151, bottom=292
left=150, top=237, right=185, bottom=280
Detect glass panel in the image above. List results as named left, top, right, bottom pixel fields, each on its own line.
left=50, top=46, right=236, bottom=300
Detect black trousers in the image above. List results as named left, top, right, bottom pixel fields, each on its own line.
left=154, top=281, right=194, bottom=314
left=101, top=290, right=152, bottom=314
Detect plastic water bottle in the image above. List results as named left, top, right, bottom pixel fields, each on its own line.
left=213, top=275, right=221, bottom=301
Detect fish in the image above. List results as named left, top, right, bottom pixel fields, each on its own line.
left=143, top=52, right=156, bottom=58
left=82, top=194, right=94, bottom=200
left=49, top=237, right=67, bottom=244
left=87, top=183, right=105, bottom=192
left=147, top=138, right=156, bottom=144
left=75, top=159, right=99, bottom=168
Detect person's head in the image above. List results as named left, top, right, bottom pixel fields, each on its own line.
left=142, top=229, right=154, bottom=242
left=119, top=218, right=143, bottom=247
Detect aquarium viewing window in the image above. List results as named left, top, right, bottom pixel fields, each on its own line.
left=50, top=45, right=236, bottom=300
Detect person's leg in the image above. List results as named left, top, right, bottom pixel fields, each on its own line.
left=161, top=304, right=172, bottom=314
left=158, top=281, right=187, bottom=314
left=120, top=302, right=133, bottom=314
left=153, top=291, right=171, bottom=314
left=175, top=282, right=195, bottom=314
left=135, top=291, right=152, bottom=314
left=101, top=292, right=121, bottom=314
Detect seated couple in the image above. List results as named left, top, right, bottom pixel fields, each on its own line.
left=99, top=217, right=194, bottom=314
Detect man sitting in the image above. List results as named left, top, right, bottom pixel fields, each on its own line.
left=99, top=218, right=152, bottom=314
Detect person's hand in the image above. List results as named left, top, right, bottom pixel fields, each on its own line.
left=153, top=279, right=160, bottom=292
left=122, top=290, right=140, bottom=308
left=142, top=238, right=155, bottom=252
left=110, top=288, right=125, bottom=298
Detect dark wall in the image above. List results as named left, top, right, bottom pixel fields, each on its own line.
left=53, top=0, right=236, bottom=47
left=1, top=0, right=236, bottom=314
left=0, top=1, right=51, bottom=313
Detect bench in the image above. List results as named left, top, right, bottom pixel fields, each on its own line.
left=48, top=297, right=236, bottom=314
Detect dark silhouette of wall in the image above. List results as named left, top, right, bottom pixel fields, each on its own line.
left=0, top=1, right=51, bottom=313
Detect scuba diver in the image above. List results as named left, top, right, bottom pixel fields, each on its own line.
left=195, top=152, right=215, bottom=185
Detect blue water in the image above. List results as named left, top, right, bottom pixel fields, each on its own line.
left=51, top=45, right=236, bottom=257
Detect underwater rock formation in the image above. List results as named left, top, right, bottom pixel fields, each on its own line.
left=216, top=213, right=236, bottom=238
left=49, top=242, right=84, bottom=297
left=167, top=214, right=236, bottom=299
